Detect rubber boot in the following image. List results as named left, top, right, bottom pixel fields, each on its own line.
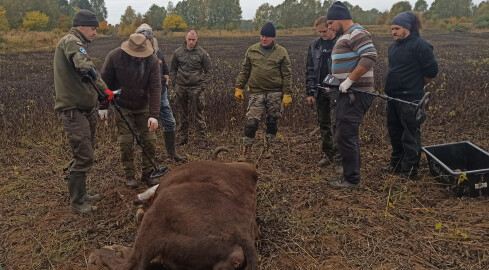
left=318, top=156, right=331, bottom=168
left=68, top=172, right=97, bottom=214
left=263, top=137, right=273, bottom=159
left=175, top=136, right=188, bottom=146
left=83, top=193, right=102, bottom=202
left=126, top=177, right=138, bottom=189
left=238, top=145, right=252, bottom=162
left=164, top=131, right=187, bottom=161
left=141, top=171, right=160, bottom=187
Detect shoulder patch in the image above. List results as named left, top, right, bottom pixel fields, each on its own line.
left=79, top=47, right=87, bottom=54
left=76, top=41, right=83, bottom=46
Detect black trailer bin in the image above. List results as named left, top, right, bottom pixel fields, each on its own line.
left=422, top=141, right=489, bottom=197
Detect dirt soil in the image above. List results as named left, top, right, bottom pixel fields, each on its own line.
left=1, top=33, right=489, bottom=270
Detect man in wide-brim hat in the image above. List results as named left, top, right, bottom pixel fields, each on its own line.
left=99, top=33, right=168, bottom=189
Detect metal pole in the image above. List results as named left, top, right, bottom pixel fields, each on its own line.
left=316, top=85, right=418, bottom=106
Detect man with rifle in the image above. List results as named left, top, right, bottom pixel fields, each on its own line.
left=54, top=9, right=113, bottom=214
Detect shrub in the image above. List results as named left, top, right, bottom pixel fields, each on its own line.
left=0, top=6, right=9, bottom=31
left=22, top=11, right=50, bottom=31
left=163, top=14, right=187, bottom=32
left=118, top=20, right=137, bottom=36
left=98, top=21, right=115, bottom=35
left=474, top=15, right=489, bottom=29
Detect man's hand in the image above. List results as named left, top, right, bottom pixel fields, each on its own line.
left=339, top=77, right=354, bottom=93
left=307, top=96, right=316, bottom=105
left=235, top=88, right=244, bottom=100
left=104, top=89, right=114, bottom=101
left=98, top=89, right=114, bottom=103
left=282, top=94, right=292, bottom=107
left=148, top=117, right=158, bottom=132
left=98, top=110, right=108, bottom=120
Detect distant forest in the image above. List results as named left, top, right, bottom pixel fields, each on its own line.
left=1, top=0, right=489, bottom=33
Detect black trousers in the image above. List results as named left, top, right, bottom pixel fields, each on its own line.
left=386, top=100, right=425, bottom=172
left=335, top=92, right=373, bottom=184
left=316, top=89, right=339, bottom=162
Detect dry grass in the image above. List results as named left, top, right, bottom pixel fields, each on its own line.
left=1, top=33, right=489, bottom=269
left=0, top=30, right=64, bottom=54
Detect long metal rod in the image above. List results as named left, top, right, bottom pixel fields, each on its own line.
left=83, top=75, right=159, bottom=170
left=316, top=85, right=418, bottom=106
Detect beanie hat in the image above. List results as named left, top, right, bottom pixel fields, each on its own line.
left=260, top=22, right=276, bottom=37
left=326, top=1, right=352, bottom=20
left=136, top=23, right=154, bottom=38
left=391, top=11, right=416, bottom=31
left=73, top=9, right=99, bottom=27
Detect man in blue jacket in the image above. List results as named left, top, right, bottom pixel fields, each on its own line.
left=383, top=12, right=438, bottom=179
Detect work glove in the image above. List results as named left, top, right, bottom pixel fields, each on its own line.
left=148, top=117, right=158, bottom=132
left=282, top=94, right=292, bottom=107
left=339, top=77, right=354, bottom=93
left=98, top=110, right=108, bottom=120
left=98, top=89, right=114, bottom=103
left=235, top=88, right=244, bottom=100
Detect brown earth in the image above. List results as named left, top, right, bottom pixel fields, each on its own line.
left=1, top=32, right=489, bottom=270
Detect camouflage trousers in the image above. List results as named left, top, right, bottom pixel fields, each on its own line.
left=174, top=85, right=207, bottom=140
left=243, top=91, right=283, bottom=146
left=57, top=108, right=97, bottom=173
left=115, top=106, right=157, bottom=178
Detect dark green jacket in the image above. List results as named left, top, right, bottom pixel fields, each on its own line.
left=169, top=42, right=212, bottom=89
left=54, top=28, right=107, bottom=111
left=235, top=42, right=292, bottom=94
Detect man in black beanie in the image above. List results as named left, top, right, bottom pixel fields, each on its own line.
left=234, top=22, right=292, bottom=162
left=326, top=1, right=378, bottom=188
left=382, top=12, right=438, bottom=179
left=54, top=9, right=112, bottom=213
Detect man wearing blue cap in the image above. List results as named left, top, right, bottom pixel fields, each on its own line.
left=326, top=1, right=378, bottom=188
left=382, top=12, right=438, bottom=179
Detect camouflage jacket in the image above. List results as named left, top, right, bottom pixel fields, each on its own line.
left=54, top=28, right=107, bottom=111
left=235, top=42, right=292, bottom=94
left=169, top=42, right=212, bottom=89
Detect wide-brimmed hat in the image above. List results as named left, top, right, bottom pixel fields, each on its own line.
left=121, top=33, right=153, bottom=58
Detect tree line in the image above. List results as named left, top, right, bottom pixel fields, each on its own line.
left=1, top=0, right=489, bottom=33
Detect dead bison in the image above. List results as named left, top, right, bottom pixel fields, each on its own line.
left=88, top=159, right=259, bottom=270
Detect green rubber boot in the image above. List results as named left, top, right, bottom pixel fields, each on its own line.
left=164, top=131, right=187, bottom=161
left=68, top=172, right=97, bottom=214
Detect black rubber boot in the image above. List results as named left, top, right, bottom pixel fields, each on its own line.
left=164, top=131, right=187, bottom=161
left=68, top=172, right=97, bottom=214
left=141, top=171, right=160, bottom=187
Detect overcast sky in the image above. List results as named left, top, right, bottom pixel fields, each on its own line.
left=105, top=0, right=485, bottom=25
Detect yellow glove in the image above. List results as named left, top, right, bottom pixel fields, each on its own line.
left=235, top=88, right=244, bottom=100
left=282, top=94, right=292, bottom=107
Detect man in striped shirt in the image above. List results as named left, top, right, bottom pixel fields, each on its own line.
left=326, top=1, right=377, bottom=188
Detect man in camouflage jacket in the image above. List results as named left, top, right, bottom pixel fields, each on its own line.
left=170, top=30, right=212, bottom=149
left=54, top=9, right=113, bottom=214
left=234, top=22, right=293, bottom=162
